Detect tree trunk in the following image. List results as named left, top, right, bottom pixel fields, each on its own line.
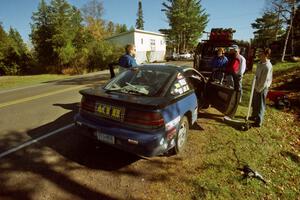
left=182, top=31, right=186, bottom=52
left=180, top=31, right=183, bottom=53
left=281, top=0, right=296, bottom=61
left=281, top=23, right=292, bottom=61
left=275, top=9, right=281, bottom=40
left=291, top=25, right=294, bottom=55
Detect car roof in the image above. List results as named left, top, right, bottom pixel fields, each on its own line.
left=138, top=64, right=192, bottom=73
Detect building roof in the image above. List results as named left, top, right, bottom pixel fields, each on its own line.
left=106, top=29, right=165, bottom=40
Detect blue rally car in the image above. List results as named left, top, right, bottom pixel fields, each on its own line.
left=74, top=65, right=240, bottom=157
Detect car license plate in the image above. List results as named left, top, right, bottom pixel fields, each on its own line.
left=94, top=130, right=115, bottom=144
left=96, top=103, right=124, bottom=121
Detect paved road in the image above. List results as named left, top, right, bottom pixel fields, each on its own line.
left=0, top=62, right=198, bottom=200
left=0, top=70, right=134, bottom=200
left=0, top=71, right=111, bottom=151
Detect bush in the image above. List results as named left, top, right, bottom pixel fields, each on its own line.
left=62, top=67, right=80, bottom=75
left=87, top=41, right=123, bottom=72
left=0, top=62, right=21, bottom=75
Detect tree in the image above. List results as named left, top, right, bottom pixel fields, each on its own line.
left=0, top=23, right=8, bottom=61
left=30, top=0, right=54, bottom=67
left=251, top=12, right=285, bottom=47
left=31, top=0, right=85, bottom=72
left=30, top=0, right=124, bottom=74
left=136, top=0, right=144, bottom=30
left=50, top=0, right=84, bottom=69
left=7, top=28, right=32, bottom=74
left=293, top=5, right=300, bottom=55
left=0, top=23, right=9, bottom=75
left=81, top=0, right=107, bottom=40
left=0, top=24, right=31, bottom=75
left=268, top=0, right=300, bottom=61
left=86, top=40, right=123, bottom=71
left=115, top=23, right=128, bottom=33
left=106, top=21, right=115, bottom=36
left=81, top=0, right=104, bottom=21
left=161, top=0, right=209, bottom=53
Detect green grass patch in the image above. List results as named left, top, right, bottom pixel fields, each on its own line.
left=0, top=74, right=69, bottom=90
left=147, top=62, right=300, bottom=199
left=272, top=61, right=300, bottom=74
left=186, top=62, right=300, bottom=199
left=188, top=107, right=300, bottom=199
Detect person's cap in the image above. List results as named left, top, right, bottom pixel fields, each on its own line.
left=230, top=45, right=239, bottom=51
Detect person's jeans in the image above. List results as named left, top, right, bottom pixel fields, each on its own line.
left=252, top=88, right=268, bottom=126
left=237, top=75, right=243, bottom=103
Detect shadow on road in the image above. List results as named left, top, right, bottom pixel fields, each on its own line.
left=0, top=102, right=140, bottom=200
left=0, top=99, right=209, bottom=199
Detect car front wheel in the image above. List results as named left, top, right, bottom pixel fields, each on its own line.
left=174, top=116, right=189, bottom=154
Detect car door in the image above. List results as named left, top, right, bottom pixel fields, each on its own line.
left=182, top=68, right=207, bottom=108
left=183, top=68, right=239, bottom=117
left=205, top=70, right=240, bottom=117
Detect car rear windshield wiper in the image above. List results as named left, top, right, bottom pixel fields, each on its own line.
left=105, top=83, right=149, bottom=95
left=105, top=83, right=122, bottom=93
left=124, top=82, right=149, bottom=95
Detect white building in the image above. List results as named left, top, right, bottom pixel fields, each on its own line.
left=106, top=29, right=166, bottom=64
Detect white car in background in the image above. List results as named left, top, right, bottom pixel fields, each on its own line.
left=178, top=52, right=193, bottom=60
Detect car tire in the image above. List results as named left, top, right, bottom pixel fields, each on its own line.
left=174, top=116, right=189, bottom=154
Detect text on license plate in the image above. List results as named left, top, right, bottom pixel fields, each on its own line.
left=94, top=130, right=115, bottom=144
left=96, top=103, right=124, bottom=121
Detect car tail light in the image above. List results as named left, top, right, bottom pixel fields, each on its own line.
left=125, top=110, right=164, bottom=129
left=80, top=96, right=95, bottom=112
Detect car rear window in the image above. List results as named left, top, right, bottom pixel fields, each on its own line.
left=104, top=67, right=174, bottom=96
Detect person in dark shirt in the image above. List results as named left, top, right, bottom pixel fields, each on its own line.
left=210, top=47, right=228, bottom=69
left=119, top=44, right=138, bottom=72
left=210, top=48, right=228, bottom=83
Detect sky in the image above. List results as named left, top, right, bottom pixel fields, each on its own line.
left=0, top=0, right=267, bottom=43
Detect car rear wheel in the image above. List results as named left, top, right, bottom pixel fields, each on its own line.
left=174, top=116, right=189, bottom=154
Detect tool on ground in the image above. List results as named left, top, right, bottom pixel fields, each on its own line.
left=237, top=165, right=267, bottom=184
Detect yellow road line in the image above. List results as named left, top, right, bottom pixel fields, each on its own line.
left=0, top=85, right=86, bottom=109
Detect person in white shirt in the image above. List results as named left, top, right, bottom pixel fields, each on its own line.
left=250, top=48, right=273, bottom=127
left=231, top=45, right=246, bottom=102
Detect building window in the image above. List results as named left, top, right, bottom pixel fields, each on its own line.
left=141, top=38, right=143, bottom=44
left=161, top=40, right=163, bottom=45
left=150, top=39, right=156, bottom=51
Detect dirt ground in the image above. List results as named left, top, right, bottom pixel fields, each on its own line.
left=271, top=66, right=300, bottom=120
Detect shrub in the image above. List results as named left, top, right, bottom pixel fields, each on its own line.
left=87, top=41, right=123, bottom=72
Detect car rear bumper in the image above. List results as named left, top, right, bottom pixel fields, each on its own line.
left=74, top=113, right=173, bottom=157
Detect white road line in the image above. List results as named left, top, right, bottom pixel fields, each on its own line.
left=0, top=124, right=74, bottom=159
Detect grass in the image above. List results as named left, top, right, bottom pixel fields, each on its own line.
left=189, top=62, right=300, bottom=199
left=189, top=109, right=300, bottom=199
left=144, top=62, right=300, bottom=200
left=0, top=74, right=69, bottom=90
left=272, top=61, right=300, bottom=73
